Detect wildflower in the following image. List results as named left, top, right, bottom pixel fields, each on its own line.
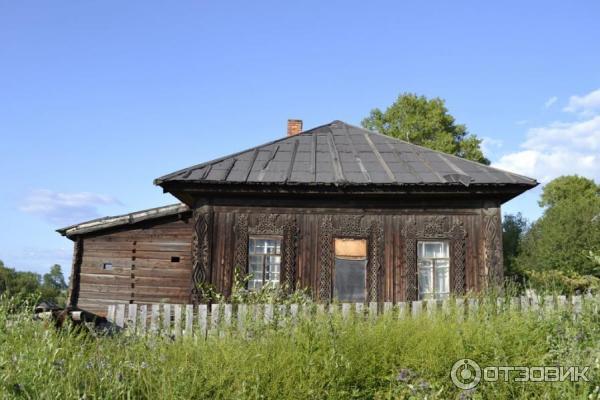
left=396, top=368, right=416, bottom=382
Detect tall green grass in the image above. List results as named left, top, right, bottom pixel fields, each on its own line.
left=1, top=296, right=599, bottom=399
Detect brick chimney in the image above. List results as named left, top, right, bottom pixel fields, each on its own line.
left=287, top=119, right=303, bottom=136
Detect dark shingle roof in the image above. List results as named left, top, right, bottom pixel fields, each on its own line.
left=154, top=121, right=537, bottom=188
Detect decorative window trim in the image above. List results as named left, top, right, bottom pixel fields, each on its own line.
left=318, top=215, right=383, bottom=302
left=234, top=213, right=298, bottom=291
left=402, top=216, right=466, bottom=301
left=191, top=206, right=213, bottom=303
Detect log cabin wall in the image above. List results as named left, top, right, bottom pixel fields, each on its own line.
left=203, top=199, right=503, bottom=303
left=73, top=215, right=193, bottom=315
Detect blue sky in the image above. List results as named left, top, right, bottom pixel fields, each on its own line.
left=1, top=1, right=599, bottom=274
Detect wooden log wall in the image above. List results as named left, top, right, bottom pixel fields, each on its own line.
left=208, top=203, right=500, bottom=303
left=75, top=216, right=193, bottom=315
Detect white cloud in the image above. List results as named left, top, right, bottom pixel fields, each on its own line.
left=481, top=137, right=503, bottom=157
left=544, top=96, right=558, bottom=109
left=20, top=189, right=121, bottom=226
left=563, top=88, right=600, bottom=115
left=493, top=115, right=600, bottom=184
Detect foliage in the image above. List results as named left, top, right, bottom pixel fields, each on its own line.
left=1, top=294, right=599, bottom=399
left=0, top=260, right=67, bottom=306
left=502, top=213, right=528, bottom=284
left=516, top=176, right=600, bottom=279
left=539, top=175, right=600, bottom=208
left=197, top=270, right=313, bottom=305
left=362, top=93, right=490, bottom=164
left=525, top=269, right=600, bottom=295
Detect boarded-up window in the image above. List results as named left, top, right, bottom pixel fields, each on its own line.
left=334, top=239, right=367, bottom=302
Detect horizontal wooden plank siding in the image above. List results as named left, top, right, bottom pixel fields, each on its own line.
left=71, top=197, right=501, bottom=314
left=75, top=216, right=193, bottom=315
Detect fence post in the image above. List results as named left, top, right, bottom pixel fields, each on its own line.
left=107, top=305, right=115, bottom=323
left=572, top=295, right=582, bottom=317
left=173, top=305, right=182, bottom=338
left=467, top=298, right=478, bottom=318
left=369, top=302, right=378, bottom=319
left=543, top=296, right=555, bottom=314
left=127, top=304, right=137, bottom=333
left=115, top=304, right=125, bottom=328
left=210, top=303, right=220, bottom=336
left=185, top=304, right=193, bottom=337
left=412, top=301, right=422, bottom=317
left=290, top=304, right=299, bottom=324
left=264, top=304, right=274, bottom=326
left=426, top=300, right=436, bottom=317
left=510, top=297, right=520, bottom=312
left=397, top=302, right=407, bottom=319
left=151, top=304, right=160, bottom=334
left=163, top=304, right=172, bottom=335
left=520, top=296, right=530, bottom=312
left=198, top=304, right=208, bottom=338
left=139, top=305, right=147, bottom=334
left=223, top=304, right=232, bottom=335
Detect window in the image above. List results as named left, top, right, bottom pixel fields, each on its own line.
left=102, top=262, right=113, bottom=270
left=417, top=241, right=449, bottom=300
left=248, top=236, right=281, bottom=290
left=171, top=256, right=180, bottom=263
left=334, top=238, right=367, bottom=302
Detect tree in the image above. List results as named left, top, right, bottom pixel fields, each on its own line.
left=362, top=93, right=490, bottom=164
left=0, top=261, right=67, bottom=305
left=539, top=175, right=599, bottom=208
left=502, top=213, right=528, bottom=282
left=516, top=176, right=600, bottom=277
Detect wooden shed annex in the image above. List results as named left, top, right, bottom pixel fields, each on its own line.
left=58, top=120, right=538, bottom=316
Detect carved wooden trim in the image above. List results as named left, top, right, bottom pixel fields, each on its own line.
left=401, top=216, right=467, bottom=300
left=283, top=218, right=299, bottom=289
left=319, top=216, right=333, bottom=301
left=318, top=215, right=384, bottom=302
left=483, top=208, right=503, bottom=287
left=191, top=207, right=212, bottom=303
left=234, top=213, right=297, bottom=291
left=402, top=217, right=418, bottom=301
left=67, top=237, right=83, bottom=308
left=233, top=213, right=249, bottom=275
left=368, top=219, right=384, bottom=302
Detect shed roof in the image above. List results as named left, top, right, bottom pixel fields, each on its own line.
left=154, top=121, right=537, bottom=189
left=56, top=203, right=190, bottom=238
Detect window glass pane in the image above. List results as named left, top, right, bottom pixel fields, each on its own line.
left=418, top=264, right=433, bottom=298
left=435, top=264, right=449, bottom=294
left=334, top=258, right=366, bottom=302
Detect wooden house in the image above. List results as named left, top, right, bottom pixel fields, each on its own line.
left=58, top=120, right=537, bottom=315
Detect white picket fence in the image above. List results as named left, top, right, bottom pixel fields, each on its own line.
left=105, top=294, right=599, bottom=338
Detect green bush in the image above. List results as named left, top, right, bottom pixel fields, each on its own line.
left=1, top=294, right=599, bottom=399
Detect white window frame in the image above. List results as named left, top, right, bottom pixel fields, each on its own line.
left=417, top=240, right=450, bottom=300
left=247, top=235, right=282, bottom=290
